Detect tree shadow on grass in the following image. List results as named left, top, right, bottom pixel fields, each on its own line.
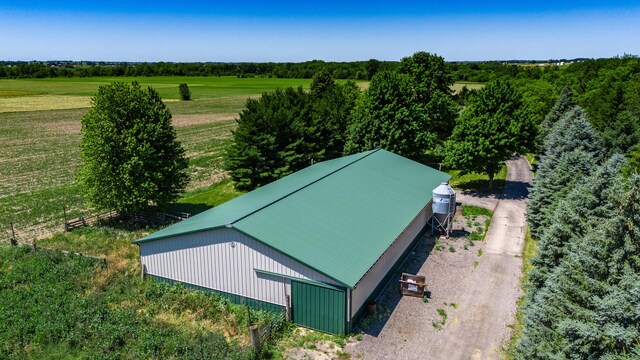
left=81, top=202, right=214, bottom=232
left=355, top=234, right=436, bottom=337
left=455, top=179, right=506, bottom=194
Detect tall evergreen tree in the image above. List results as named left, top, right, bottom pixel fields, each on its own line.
left=311, top=78, right=359, bottom=160
left=517, top=175, right=640, bottom=359
left=226, top=73, right=359, bottom=191
left=538, top=86, right=574, bottom=148
left=225, top=87, right=311, bottom=190
left=527, top=106, right=603, bottom=238
left=527, top=155, right=626, bottom=293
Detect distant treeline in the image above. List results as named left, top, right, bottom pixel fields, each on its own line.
left=2, top=56, right=636, bottom=82
left=0, top=60, right=399, bottom=80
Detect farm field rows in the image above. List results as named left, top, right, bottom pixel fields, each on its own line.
left=0, top=77, right=311, bottom=240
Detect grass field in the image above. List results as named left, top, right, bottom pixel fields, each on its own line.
left=450, top=82, right=484, bottom=94
left=0, top=76, right=311, bottom=240
left=0, top=76, right=312, bottom=104
left=504, top=227, right=538, bottom=358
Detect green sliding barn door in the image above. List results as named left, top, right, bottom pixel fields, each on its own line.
left=291, top=280, right=346, bottom=334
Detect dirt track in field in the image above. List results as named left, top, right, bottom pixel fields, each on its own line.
left=347, top=157, right=532, bottom=360
left=36, top=114, right=235, bottom=135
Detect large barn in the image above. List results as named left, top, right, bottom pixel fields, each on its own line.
left=134, top=149, right=451, bottom=334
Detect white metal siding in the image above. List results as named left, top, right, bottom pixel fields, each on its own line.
left=351, top=201, right=433, bottom=316
left=139, top=228, right=340, bottom=307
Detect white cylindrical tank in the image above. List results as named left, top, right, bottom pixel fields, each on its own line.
left=432, top=182, right=456, bottom=216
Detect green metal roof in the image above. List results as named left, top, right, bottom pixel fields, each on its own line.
left=135, top=149, right=451, bottom=288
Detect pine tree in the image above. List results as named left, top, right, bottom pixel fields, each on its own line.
left=527, top=106, right=603, bottom=238
left=226, top=75, right=358, bottom=191
left=527, top=154, right=626, bottom=293
left=225, top=87, right=311, bottom=190
left=517, top=175, right=640, bottom=359
left=537, top=86, right=574, bottom=147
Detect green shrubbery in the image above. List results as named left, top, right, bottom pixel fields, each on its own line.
left=0, top=245, right=276, bottom=359
left=178, top=83, right=191, bottom=101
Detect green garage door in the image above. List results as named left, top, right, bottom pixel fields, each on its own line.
left=291, top=280, right=346, bottom=334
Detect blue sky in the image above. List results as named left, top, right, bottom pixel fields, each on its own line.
left=1, top=1, right=639, bottom=62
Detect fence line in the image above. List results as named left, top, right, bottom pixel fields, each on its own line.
left=64, top=208, right=191, bottom=231
left=259, top=310, right=287, bottom=343
left=9, top=223, right=107, bottom=267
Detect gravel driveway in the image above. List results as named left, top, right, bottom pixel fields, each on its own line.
left=346, top=157, right=532, bottom=360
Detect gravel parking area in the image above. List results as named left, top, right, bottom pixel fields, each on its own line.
left=346, top=157, right=532, bottom=360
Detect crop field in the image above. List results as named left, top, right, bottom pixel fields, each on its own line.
left=0, top=76, right=313, bottom=112
left=450, top=81, right=484, bottom=94
left=0, top=77, right=311, bottom=240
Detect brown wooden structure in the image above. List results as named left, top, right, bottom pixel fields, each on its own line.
left=399, top=273, right=426, bottom=297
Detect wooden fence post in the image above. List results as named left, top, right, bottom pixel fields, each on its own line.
left=9, top=222, right=17, bottom=246
left=285, top=295, right=291, bottom=321
left=250, top=325, right=260, bottom=351
left=63, top=206, right=68, bottom=232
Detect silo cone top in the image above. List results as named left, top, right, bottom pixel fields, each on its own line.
left=433, top=182, right=455, bottom=196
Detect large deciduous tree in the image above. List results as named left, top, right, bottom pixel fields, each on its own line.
left=79, top=81, right=189, bottom=212
left=226, top=72, right=358, bottom=191
left=444, top=80, right=536, bottom=189
left=344, top=71, right=434, bottom=160
left=399, top=51, right=459, bottom=139
left=345, top=52, right=459, bottom=162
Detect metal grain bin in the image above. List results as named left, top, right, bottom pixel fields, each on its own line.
left=432, top=182, right=456, bottom=216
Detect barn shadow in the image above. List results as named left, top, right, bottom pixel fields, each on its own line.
left=354, top=232, right=435, bottom=337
